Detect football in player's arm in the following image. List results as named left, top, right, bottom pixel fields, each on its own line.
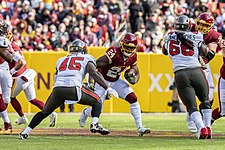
left=124, top=67, right=139, bottom=85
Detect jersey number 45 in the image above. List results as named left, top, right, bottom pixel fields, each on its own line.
left=59, top=57, right=84, bottom=71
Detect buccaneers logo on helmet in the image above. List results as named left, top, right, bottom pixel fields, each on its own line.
left=195, top=12, right=214, bottom=34
left=120, top=33, right=138, bottom=57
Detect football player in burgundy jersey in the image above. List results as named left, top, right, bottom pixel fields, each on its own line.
left=79, top=33, right=150, bottom=137
left=163, top=15, right=212, bottom=139
left=19, top=39, right=119, bottom=139
left=185, top=13, right=221, bottom=133
left=196, top=13, right=225, bottom=125
left=0, top=19, right=25, bottom=133
left=211, top=31, right=225, bottom=124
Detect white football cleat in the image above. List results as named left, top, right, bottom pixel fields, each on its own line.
left=15, top=115, right=29, bottom=125
left=19, top=132, right=29, bottom=140
left=90, top=123, right=110, bottom=135
left=138, top=127, right=151, bottom=137
left=79, top=107, right=88, bottom=127
left=49, top=112, right=58, bottom=127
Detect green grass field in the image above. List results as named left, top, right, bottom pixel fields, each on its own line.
left=1, top=113, right=225, bottom=150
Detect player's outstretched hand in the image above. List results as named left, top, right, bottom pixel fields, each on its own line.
left=106, top=87, right=119, bottom=99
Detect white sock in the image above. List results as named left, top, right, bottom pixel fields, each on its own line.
left=190, top=111, right=204, bottom=130
left=130, top=101, right=142, bottom=129
left=201, top=109, right=212, bottom=127
left=86, top=108, right=92, bottom=117
left=92, top=117, right=99, bottom=124
left=0, top=110, right=10, bottom=123
left=22, top=126, right=32, bottom=135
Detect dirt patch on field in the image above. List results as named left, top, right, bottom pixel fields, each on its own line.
left=9, top=128, right=225, bottom=138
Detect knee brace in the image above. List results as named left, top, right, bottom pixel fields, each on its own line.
left=125, top=92, right=137, bottom=104
left=200, top=100, right=212, bottom=109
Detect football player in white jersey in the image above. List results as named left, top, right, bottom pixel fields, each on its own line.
left=19, top=39, right=119, bottom=139
left=162, top=15, right=212, bottom=139
left=0, top=19, right=25, bottom=133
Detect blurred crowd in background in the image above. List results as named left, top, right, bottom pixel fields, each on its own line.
left=1, top=0, right=225, bottom=53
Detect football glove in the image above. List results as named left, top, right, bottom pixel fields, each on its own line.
left=82, top=82, right=95, bottom=92
left=106, top=87, right=119, bottom=99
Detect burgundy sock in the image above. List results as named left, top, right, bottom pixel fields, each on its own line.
left=11, top=97, right=24, bottom=117
left=0, top=94, right=6, bottom=112
left=29, top=99, right=44, bottom=110
left=212, top=108, right=221, bottom=121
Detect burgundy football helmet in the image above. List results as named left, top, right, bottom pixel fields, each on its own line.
left=120, top=33, right=138, bottom=57
left=195, top=12, right=214, bottom=34
left=69, top=39, right=87, bottom=54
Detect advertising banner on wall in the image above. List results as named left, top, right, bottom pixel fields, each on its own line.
left=7, top=50, right=222, bottom=113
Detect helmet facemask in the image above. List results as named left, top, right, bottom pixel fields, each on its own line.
left=121, top=42, right=137, bottom=57
left=70, top=46, right=87, bottom=54
left=195, top=19, right=213, bottom=34
left=195, top=13, right=214, bottom=34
